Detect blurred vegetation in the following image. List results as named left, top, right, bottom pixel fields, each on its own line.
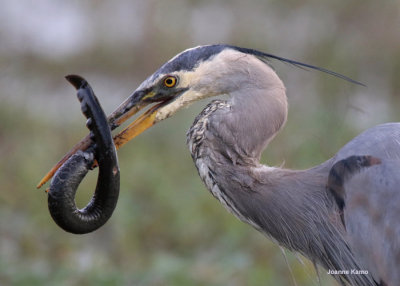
left=1, top=0, right=399, bottom=285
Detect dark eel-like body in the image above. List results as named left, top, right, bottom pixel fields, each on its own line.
left=48, top=75, right=120, bottom=234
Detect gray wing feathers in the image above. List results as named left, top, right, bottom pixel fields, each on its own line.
left=331, top=123, right=400, bottom=285
left=343, top=161, right=400, bottom=285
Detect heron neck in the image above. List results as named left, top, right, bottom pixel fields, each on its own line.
left=188, top=132, right=368, bottom=283
left=187, top=93, right=375, bottom=285
left=223, top=84, right=288, bottom=165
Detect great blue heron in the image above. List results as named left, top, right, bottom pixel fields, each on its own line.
left=39, top=45, right=399, bottom=286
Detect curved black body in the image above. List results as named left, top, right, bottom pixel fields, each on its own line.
left=48, top=75, right=120, bottom=234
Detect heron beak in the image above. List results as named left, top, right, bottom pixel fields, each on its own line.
left=112, top=102, right=164, bottom=149
left=37, top=88, right=164, bottom=189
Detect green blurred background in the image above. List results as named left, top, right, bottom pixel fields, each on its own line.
left=1, top=1, right=399, bottom=285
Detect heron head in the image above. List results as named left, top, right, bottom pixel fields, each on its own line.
left=127, top=45, right=253, bottom=121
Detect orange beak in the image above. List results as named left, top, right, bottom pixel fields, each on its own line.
left=37, top=87, right=165, bottom=189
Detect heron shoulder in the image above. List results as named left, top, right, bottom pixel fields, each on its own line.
left=334, top=122, right=400, bottom=162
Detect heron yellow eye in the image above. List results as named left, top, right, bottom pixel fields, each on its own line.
left=163, top=76, right=177, bottom=88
